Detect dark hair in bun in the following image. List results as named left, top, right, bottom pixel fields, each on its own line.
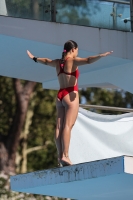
left=61, top=40, right=78, bottom=63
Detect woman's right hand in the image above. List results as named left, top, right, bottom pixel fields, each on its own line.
left=27, top=50, right=34, bottom=59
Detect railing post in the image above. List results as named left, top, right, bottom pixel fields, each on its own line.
left=112, top=3, right=117, bottom=29
left=51, top=0, right=56, bottom=22
left=130, top=0, right=133, bottom=31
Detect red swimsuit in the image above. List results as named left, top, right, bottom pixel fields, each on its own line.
left=57, top=58, right=79, bottom=101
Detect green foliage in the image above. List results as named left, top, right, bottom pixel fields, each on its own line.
left=56, top=0, right=100, bottom=26
left=6, top=0, right=51, bottom=21
left=1, top=75, right=133, bottom=200
left=27, top=84, right=58, bottom=171
left=80, top=88, right=133, bottom=114
left=5, top=0, right=101, bottom=26
left=6, top=0, right=31, bottom=16
left=0, top=77, right=16, bottom=136
left=0, top=173, right=61, bottom=200
left=0, top=77, right=63, bottom=199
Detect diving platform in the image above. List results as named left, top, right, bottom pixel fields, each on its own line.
left=10, top=155, right=133, bottom=200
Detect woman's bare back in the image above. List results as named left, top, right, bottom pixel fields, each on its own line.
left=56, top=57, right=78, bottom=89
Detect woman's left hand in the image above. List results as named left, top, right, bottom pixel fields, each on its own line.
left=100, top=51, right=113, bottom=57
left=27, top=50, right=34, bottom=59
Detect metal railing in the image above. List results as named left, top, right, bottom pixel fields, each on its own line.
left=79, top=104, right=133, bottom=113
left=130, top=0, right=133, bottom=31
left=1, top=0, right=132, bottom=32
left=99, top=0, right=133, bottom=31
left=100, top=0, right=130, bottom=5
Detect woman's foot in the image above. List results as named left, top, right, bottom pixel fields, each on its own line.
left=60, top=155, right=72, bottom=166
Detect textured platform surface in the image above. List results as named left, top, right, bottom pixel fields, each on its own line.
left=10, top=156, right=133, bottom=200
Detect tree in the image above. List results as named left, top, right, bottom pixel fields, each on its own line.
left=0, top=77, right=36, bottom=174
left=0, top=76, right=58, bottom=174
left=6, top=0, right=51, bottom=21
left=0, top=76, right=65, bottom=199
left=56, top=0, right=100, bottom=26
left=26, top=85, right=57, bottom=171
left=0, top=172, right=69, bottom=200
left=1, top=76, right=133, bottom=200
left=5, top=0, right=100, bottom=25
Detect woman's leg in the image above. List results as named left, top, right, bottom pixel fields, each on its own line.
left=61, top=91, right=79, bottom=164
left=55, top=98, right=65, bottom=162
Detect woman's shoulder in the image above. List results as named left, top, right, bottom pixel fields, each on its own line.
left=55, top=59, right=60, bottom=65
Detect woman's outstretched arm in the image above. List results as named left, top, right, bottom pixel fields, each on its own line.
left=74, top=51, right=113, bottom=66
left=27, top=50, right=57, bottom=67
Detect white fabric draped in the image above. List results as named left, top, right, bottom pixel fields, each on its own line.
left=0, top=0, right=7, bottom=15
left=70, top=108, right=133, bottom=164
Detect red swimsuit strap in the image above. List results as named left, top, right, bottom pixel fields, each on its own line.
left=65, top=57, right=70, bottom=61
left=58, top=57, right=79, bottom=78
left=58, top=58, right=69, bottom=76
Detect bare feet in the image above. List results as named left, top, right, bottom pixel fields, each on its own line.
left=60, top=156, right=72, bottom=166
